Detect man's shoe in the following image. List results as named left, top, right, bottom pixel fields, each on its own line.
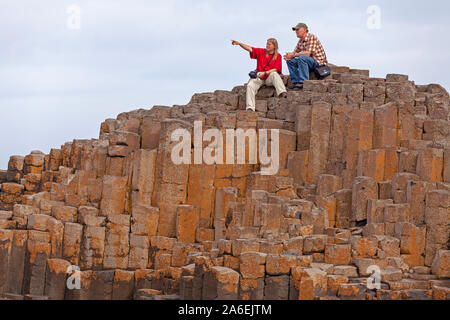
left=278, top=92, right=288, bottom=99
left=246, top=107, right=255, bottom=112
left=288, top=83, right=303, bottom=90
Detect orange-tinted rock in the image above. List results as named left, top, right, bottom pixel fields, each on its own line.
left=202, top=266, right=239, bottom=300
left=417, top=148, right=444, bottom=182
left=239, top=278, right=264, bottom=300
left=128, top=234, right=149, bottom=269
left=307, top=102, right=332, bottom=182
left=112, top=270, right=135, bottom=300
left=214, top=188, right=238, bottom=240
left=131, top=149, right=157, bottom=206
left=239, top=252, right=266, bottom=279
left=0, top=67, right=449, bottom=300
left=100, top=176, right=127, bottom=217
left=325, top=244, right=351, bottom=265
left=317, top=175, right=342, bottom=197
left=176, top=205, right=200, bottom=243
left=295, top=105, right=312, bottom=151
left=278, top=130, right=297, bottom=170
left=335, top=189, right=352, bottom=228
left=51, top=205, right=78, bottom=223
left=350, top=236, right=378, bottom=258
left=187, top=164, right=215, bottom=228
left=327, top=274, right=348, bottom=295
left=79, top=226, right=105, bottom=270
left=155, top=183, right=187, bottom=237
left=231, top=239, right=260, bottom=257
left=291, top=267, right=327, bottom=300
left=342, top=109, right=373, bottom=188
left=352, top=176, right=378, bottom=222
left=265, top=254, right=301, bottom=275
left=431, top=250, right=450, bottom=278
left=287, top=151, right=309, bottom=185
left=44, top=259, right=71, bottom=300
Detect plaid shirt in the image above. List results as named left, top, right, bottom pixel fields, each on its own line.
left=294, top=33, right=328, bottom=65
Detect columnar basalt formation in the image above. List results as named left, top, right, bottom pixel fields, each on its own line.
left=0, top=65, right=449, bottom=300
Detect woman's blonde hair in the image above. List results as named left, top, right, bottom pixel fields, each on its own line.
left=266, top=38, right=279, bottom=60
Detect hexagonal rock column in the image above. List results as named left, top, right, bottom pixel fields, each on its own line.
left=202, top=266, right=239, bottom=300
left=176, top=205, right=200, bottom=243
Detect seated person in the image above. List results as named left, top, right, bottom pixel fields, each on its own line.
left=284, top=23, right=328, bottom=90
left=232, top=38, right=287, bottom=111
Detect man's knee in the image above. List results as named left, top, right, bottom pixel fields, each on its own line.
left=287, top=58, right=296, bottom=66
left=297, top=55, right=309, bottom=63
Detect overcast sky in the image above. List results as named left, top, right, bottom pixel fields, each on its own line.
left=1, top=0, right=449, bottom=169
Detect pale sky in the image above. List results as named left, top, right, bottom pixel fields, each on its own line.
left=1, top=0, right=449, bottom=169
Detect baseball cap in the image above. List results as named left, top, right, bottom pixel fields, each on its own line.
left=292, top=23, right=308, bottom=31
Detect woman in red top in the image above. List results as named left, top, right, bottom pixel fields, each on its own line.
left=232, top=38, right=287, bottom=111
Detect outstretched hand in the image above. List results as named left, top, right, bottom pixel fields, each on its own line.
left=231, top=40, right=252, bottom=53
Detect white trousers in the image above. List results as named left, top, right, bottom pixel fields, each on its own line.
left=246, top=72, right=287, bottom=111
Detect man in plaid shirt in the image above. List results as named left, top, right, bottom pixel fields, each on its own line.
left=283, top=23, right=328, bottom=90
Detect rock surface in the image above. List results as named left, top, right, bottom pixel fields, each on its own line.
left=0, top=66, right=449, bottom=300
